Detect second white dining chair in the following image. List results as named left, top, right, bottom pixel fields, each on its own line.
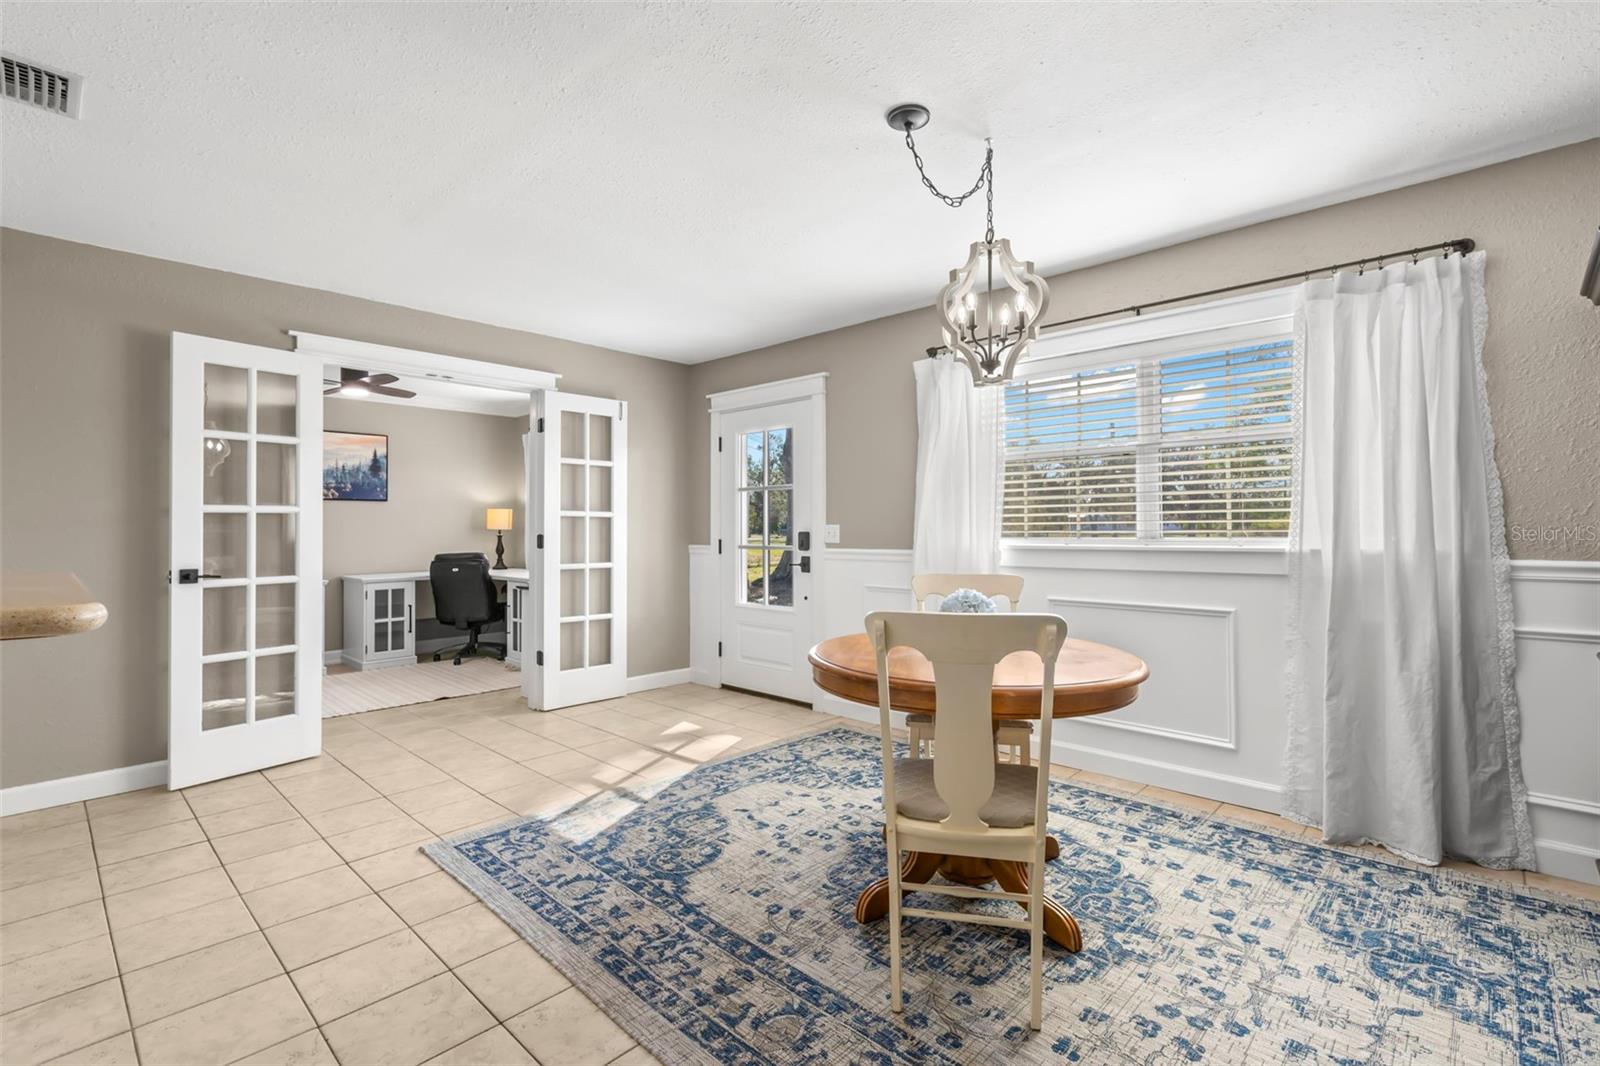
left=908, top=573, right=1033, bottom=765
left=866, top=609, right=1067, bottom=1031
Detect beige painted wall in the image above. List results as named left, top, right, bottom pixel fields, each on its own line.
left=0, top=230, right=691, bottom=788
left=321, top=398, right=527, bottom=653
left=686, top=139, right=1600, bottom=559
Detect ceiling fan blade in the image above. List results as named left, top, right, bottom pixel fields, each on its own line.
left=365, top=373, right=399, bottom=387
left=369, top=385, right=417, bottom=399
left=340, top=367, right=367, bottom=383
left=323, top=385, right=344, bottom=395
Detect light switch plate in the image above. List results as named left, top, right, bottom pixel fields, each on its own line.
left=824, top=524, right=841, bottom=545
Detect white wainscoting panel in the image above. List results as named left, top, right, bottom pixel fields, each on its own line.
left=1046, top=596, right=1236, bottom=750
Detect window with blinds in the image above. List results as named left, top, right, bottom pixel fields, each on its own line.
left=1002, top=336, right=1294, bottom=541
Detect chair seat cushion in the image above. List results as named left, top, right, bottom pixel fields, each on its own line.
left=893, top=758, right=1039, bottom=828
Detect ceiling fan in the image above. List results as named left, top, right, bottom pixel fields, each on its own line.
left=323, top=368, right=416, bottom=399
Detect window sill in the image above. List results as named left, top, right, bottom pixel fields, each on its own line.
left=999, top=540, right=1289, bottom=576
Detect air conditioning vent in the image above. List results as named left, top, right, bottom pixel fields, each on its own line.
left=2, top=54, right=82, bottom=118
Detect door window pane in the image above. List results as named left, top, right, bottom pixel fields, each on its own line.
left=588, top=466, right=611, bottom=512
left=561, top=463, right=585, bottom=511
left=257, top=371, right=298, bottom=437
left=204, top=364, right=248, bottom=433
left=588, top=619, right=611, bottom=666
left=561, top=517, right=585, bottom=564
left=255, top=653, right=296, bottom=720
left=203, top=586, right=248, bottom=656
left=204, top=514, right=248, bottom=579
left=390, top=619, right=405, bottom=651
left=202, top=658, right=247, bottom=730
left=767, top=550, right=794, bottom=607
left=767, top=489, right=792, bottom=547
left=257, top=514, right=296, bottom=577
left=743, top=548, right=766, bottom=605
left=256, top=583, right=296, bottom=649
left=588, top=569, right=611, bottom=615
left=560, top=621, right=584, bottom=670
left=744, top=491, right=763, bottom=543
left=560, top=570, right=584, bottom=617
left=203, top=438, right=246, bottom=505
left=561, top=412, right=586, bottom=459
left=587, top=518, right=612, bottom=564
left=256, top=443, right=297, bottom=506
left=589, top=417, right=611, bottom=461
left=743, top=432, right=764, bottom=487
left=374, top=588, right=389, bottom=617
left=766, top=428, right=792, bottom=485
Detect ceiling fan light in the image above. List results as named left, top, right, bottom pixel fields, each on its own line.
left=341, top=383, right=370, bottom=397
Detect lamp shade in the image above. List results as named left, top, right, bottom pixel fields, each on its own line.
left=485, top=508, right=514, bottom=532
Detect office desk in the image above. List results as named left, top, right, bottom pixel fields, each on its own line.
left=340, top=568, right=530, bottom=671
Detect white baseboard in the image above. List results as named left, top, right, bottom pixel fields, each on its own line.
left=323, top=649, right=341, bottom=666
left=1, top=760, right=169, bottom=815
left=627, top=668, right=693, bottom=694
left=1533, top=838, right=1600, bottom=885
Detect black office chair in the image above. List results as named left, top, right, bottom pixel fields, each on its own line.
left=429, top=553, right=506, bottom=666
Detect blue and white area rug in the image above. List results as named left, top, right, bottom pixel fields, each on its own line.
left=424, top=728, right=1599, bottom=1065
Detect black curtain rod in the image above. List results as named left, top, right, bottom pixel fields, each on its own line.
left=1036, top=238, right=1476, bottom=333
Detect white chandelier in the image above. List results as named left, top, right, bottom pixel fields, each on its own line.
left=888, top=104, right=1051, bottom=385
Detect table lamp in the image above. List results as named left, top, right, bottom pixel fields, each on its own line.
left=485, top=508, right=513, bottom=570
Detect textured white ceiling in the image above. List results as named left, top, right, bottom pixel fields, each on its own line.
left=3, top=2, right=1596, bottom=362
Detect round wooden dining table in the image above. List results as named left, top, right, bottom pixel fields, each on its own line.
left=809, top=632, right=1149, bottom=952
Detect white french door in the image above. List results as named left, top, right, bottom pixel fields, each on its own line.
left=526, top=391, right=628, bottom=709
left=169, top=333, right=323, bottom=789
left=716, top=397, right=819, bottom=701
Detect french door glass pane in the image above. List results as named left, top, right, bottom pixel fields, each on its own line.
left=561, top=517, right=585, bottom=564
left=561, top=412, right=585, bottom=459
left=561, top=463, right=584, bottom=510
left=256, top=443, right=297, bottom=506
left=202, top=658, right=247, bottom=731
left=203, top=439, right=246, bottom=505
left=256, top=583, right=295, bottom=648
left=203, top=586, right=248, bottom=656
left=255, top=653, right=295, bottom=720
left=204, top=364, right=248, bottom=433
left=588, top=619, right=611, bottom=666
left=767, top=550, right=794, bottom=607
left=588, top=466, right=611, bottom=512
left=588, top=569, right=610, bottom=615
left=204, top=514, right=247, bottom=578
left=560, top=570, right=584, bottom=617
left=587, top=518, right=612, bottom=563
left=257, top=514, right=296, bottom=577
left=589, top=416, right=611, bottom=461
left=560, top=622, right=584, bottom=670
left=256, top=371, right=298, bottom=437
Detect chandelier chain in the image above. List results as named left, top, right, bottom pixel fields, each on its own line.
left=902, top=129, right=995, bottom=243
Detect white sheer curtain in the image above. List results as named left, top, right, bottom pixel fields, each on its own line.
left=1281, top=251, right=1533, bottom=869
left=911, top=353, right=1001, bottom=575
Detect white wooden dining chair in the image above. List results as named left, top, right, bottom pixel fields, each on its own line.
left=908, top=573, right=1032, bottom=766
left=865, top=609, right=1067, bottom=1031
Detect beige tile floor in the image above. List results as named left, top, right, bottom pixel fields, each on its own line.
left=2, top=683, right=1595, bottom=1065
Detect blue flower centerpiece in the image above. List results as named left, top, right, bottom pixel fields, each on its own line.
left=939, top=587, right=997, bottom=613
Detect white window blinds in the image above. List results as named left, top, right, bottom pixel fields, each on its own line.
left=1002, top=336, right=1294, bottom=541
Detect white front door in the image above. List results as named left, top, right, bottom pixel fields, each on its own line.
left=169, top=333, right=323, bottom=789
left=717, top=398, right=818, bottom=701
left=526, top=390, right=628, bottom=710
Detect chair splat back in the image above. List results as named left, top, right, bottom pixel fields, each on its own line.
left=910, top=573, right=1025, bottom=612
left=866, top=611, right=1066, bottom=833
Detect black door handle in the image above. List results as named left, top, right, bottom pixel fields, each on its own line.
left=176, top=569, right=223, bottom=584
left=799, top=556, right=811, bottom=574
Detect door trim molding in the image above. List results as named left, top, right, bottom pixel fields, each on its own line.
left=707, top=373, right=828, bottom=412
